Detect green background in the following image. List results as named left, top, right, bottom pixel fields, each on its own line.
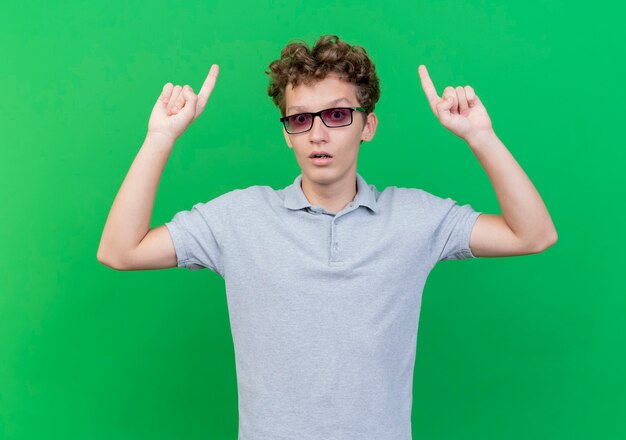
left=1, top=0, right=624, bottom=439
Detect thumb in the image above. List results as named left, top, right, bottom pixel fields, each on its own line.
left=158, top=83, right=172, bottom=104
left=469, top=94, right=482, bottom=108
left=435, top=96, right=454, bottom=120
left=182, top=86, right=197, bottom=114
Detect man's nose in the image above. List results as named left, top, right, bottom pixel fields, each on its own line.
left=309, top=114, right=328, bottom=141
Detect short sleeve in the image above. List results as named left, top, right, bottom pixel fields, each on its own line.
left=164, top=192, right=231, bottom=275
left=428, top=194, right=482, bottom=262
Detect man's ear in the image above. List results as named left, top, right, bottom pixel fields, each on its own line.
left=360, top=112, right=378, bottom=142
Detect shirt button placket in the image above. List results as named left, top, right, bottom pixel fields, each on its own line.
left=330, top=218, right=340, bottom=262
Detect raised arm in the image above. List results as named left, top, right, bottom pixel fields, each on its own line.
left=417, top=64, right=557, bottom=257
left=97, top=65, right=219, bottom=270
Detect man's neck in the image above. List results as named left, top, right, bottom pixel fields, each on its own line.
left=301, top=171, right=358, bottom=214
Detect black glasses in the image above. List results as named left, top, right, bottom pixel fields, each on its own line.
left=280, top=106, right=367, bottom=134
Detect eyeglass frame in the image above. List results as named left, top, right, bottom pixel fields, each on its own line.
left=280, top=106, right=367, bottom=134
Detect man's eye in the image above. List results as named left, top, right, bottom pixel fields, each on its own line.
left=289, top=114, right=309, bottom=125
left=330, top=109, right=350, bottom=121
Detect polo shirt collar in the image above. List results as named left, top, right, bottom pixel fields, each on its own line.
left=283, top=172, right=379, bottom=214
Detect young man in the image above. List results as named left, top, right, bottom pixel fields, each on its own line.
left=98, top=35, right=557, bottom=440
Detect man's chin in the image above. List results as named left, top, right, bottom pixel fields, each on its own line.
left=302, top=167, right=353, bottom=185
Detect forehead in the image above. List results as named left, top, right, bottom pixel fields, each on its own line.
left=285, top=74, right=358, bottom=113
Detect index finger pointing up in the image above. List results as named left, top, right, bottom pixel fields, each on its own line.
left=195, top=64, right=220, bottom=116
left=418, top=64, right=440, bottom=115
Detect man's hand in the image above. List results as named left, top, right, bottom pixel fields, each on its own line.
left=418, top=64, right=493, bottom=145
left=147, top=64, right=220, bottom=142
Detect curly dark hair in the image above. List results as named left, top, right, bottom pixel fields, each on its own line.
left=266, top=35, right=380, bottom=118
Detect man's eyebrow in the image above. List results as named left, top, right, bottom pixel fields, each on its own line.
left=287, top=97, right=353, bottom=113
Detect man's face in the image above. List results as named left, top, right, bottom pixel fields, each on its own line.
left=282, top=74, right=377, bottom=186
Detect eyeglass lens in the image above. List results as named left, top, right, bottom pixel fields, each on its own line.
left=285, top=108, right=353, bottom=133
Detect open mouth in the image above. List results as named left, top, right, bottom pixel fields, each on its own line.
left=309, top=151, right=333, bottom=158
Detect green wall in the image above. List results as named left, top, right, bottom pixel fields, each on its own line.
left=1, top=0, right=624, bottom=439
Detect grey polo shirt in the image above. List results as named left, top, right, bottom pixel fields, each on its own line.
left=165, top=172, right=482, bottom=440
